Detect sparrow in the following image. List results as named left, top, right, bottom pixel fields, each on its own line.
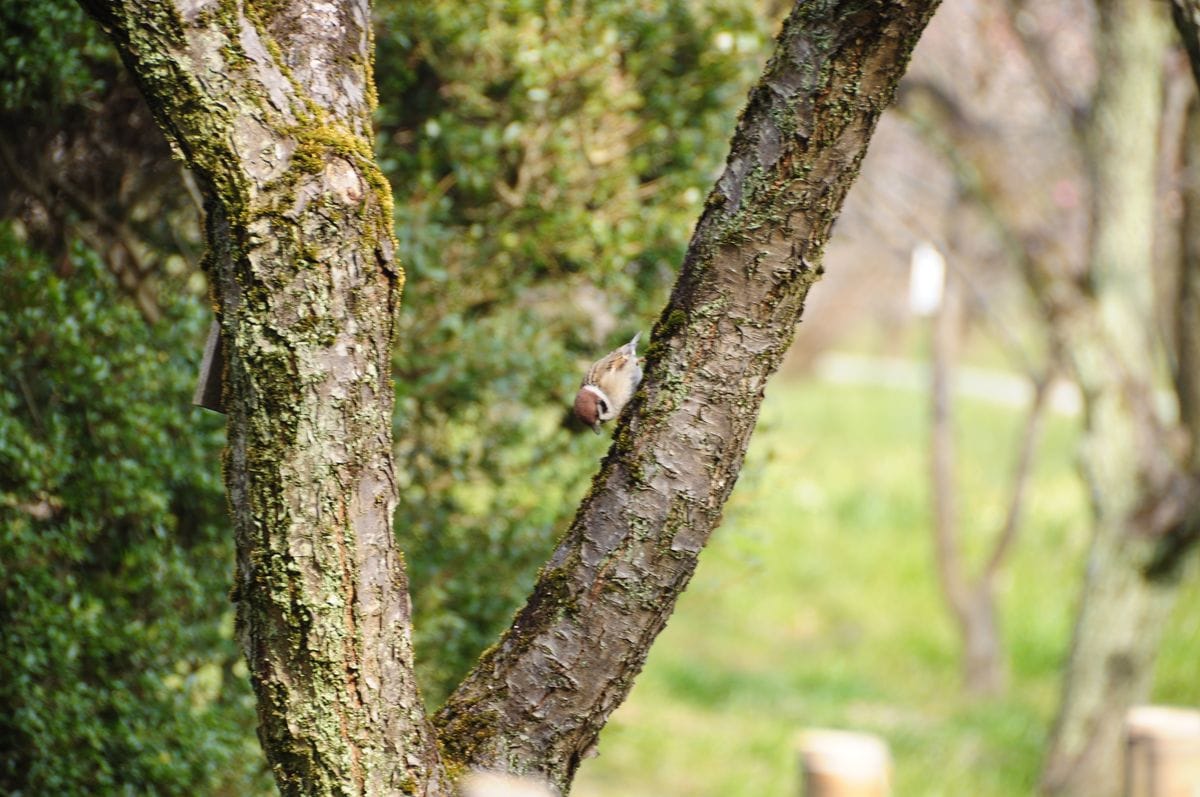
left=573, top=332, right=644, bottom=434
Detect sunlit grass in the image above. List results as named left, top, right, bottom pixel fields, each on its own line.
left=573, top=378, right=1198, bottom=796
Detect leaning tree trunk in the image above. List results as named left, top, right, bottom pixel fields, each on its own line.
left=1040, top=4, right=1191, bottom=796
left=74, top=2, right=447, bottom=794
left=435, top=1, right=941, bottom=790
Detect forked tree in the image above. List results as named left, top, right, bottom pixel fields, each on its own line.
left=77, top=0, right=940, bottom=793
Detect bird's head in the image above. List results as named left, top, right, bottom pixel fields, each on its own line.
left=573, top=387, right=607, bottom=434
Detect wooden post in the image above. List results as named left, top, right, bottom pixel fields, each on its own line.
left=1125, top=705, right=1200, bottom=797
left=797, top=729, right=891, bottom=797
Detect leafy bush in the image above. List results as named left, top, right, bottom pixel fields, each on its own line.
left=375, top=0, right=770, bottom=703
left=0, top=0, right=111, bottom=116
left=0, top=231, right=268, bottom=795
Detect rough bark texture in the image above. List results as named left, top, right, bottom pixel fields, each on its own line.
left=1040, top=5, right=1185, bottom=796
left=75, top=2, right=446, bottom=795
left=81, top=0, right=947, bottom=792
left=434, top=2, right=941, bottom=790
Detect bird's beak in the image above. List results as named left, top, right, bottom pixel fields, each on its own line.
left=592, top=423, right=602, bottom=435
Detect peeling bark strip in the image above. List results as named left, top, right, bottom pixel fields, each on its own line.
left=76, top=1, right=445, bottom=795
left=436, top=1, right=940, bottom=788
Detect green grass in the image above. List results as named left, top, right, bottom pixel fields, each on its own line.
left=572, top=378, right=1200, bottom=796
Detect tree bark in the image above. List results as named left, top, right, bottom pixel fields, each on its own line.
left=75, top=2, right=446, bottom=795
left=1040, top=4, right=1185, bottom=796
left=435, top=2, right=941, bottom=790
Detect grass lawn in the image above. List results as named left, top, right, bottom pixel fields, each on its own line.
left=572, top=377, right=1200, bottom=796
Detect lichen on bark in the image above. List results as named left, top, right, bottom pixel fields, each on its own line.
left=77, top=1, right=443, bottom=794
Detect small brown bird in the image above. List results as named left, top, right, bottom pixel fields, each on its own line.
left=573, top=332, right=644, bottom=434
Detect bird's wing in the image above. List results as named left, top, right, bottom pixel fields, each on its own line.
left=583, top=333, right=642, bottom=387
left=585, top=349, right=629, bottom=386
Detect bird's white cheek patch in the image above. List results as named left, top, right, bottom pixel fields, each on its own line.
left=582, top=384, right=612, bottom=418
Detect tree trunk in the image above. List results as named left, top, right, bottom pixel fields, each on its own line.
left=75, top=2, right=447, bottom=794
left=929, top=271, right=1006, bottom=695
left=435, top=2, right=941, bottom=790
left=1040, top=4, right=1182, bottom=796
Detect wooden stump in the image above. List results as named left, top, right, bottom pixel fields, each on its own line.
left=1125, top=705, right=1200, bottom=797
left=797, top=729, right=891, bottom=797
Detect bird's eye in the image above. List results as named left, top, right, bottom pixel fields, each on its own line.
left=598, top=400, right=609, bottom=415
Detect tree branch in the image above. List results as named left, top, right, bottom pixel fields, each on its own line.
left=998, top=0, right=1089, bottom=147
left=435, top=1, right=942, bottom=788
left=930, top=274, right=971, bottom=617
left=984, top=364, right=1054, bottom=581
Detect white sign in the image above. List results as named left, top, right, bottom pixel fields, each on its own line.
left=909, top=241, right=946, bottom=317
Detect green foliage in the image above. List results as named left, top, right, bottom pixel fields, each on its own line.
left=0, top=0, right=112, bottom=116
left=0, top=230, right=268, bottom=796
left=374, top=0, right=772, bottom=703
left=575, top=382, right=1096, bottom=796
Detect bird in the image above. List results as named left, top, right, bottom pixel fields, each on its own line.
left=573, top=332, right=644, bottom=434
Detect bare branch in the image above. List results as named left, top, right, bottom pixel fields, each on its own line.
left=985, top=365, right=1055, bottom=580
left=929, top=274, right=970, bottom=615
left=998, top=0, right=1089, bottom=147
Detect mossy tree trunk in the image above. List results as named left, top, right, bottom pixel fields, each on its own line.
left=79, top=0, right=942, bottom=793
left=1041, top=3, right=1200, bottom=795
left=74, top=1, right=447, bottom=795
left=435, top=1, right=940, bottom=790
